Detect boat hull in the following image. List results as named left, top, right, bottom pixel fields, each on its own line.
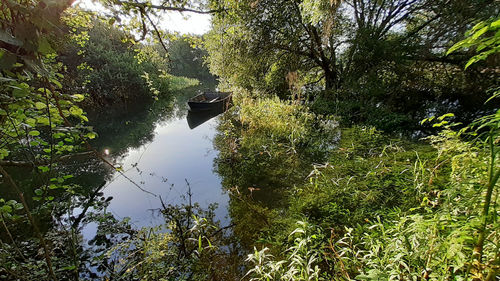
left=188, top=92, right=232, bottom=112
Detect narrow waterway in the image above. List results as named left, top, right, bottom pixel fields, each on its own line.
left=80, top=84, right=229, bottom=237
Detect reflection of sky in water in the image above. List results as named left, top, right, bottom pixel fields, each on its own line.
left=83, top=111, right=228, bottom=238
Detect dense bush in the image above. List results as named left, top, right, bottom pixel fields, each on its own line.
left=290, top=126, right=440, bottom=228
left=59, top=10, right=198, bottom=106
left=215, top=94, right=339, bottom=191
left=213, top=94, right=340, bottom=248
left=243, top=18, right=500, bottom=280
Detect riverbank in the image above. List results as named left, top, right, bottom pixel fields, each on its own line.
left=211, top=94, right=498, bottom=280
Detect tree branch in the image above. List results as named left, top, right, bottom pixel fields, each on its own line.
left=116, top=1, right=223, bottom=14
left=0, top=151, right=94, bottom=167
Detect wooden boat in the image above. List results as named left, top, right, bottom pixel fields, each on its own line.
left=187, top=91, right=232, bottom=112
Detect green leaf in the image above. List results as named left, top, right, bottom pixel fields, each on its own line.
left=71, top=94, right=85, bottom=102
left=36, top=116, right=50, bottom=126
left=12, top=86, right=30, bottom=98
left=53, top=132, right=65, bottom=139
left=491, top=18, right=500, bottom=28
left=1, top=205, right=12, bottom=213
left=28, top=130, right=40, bottom=136
left=433, top=121, right=449, bottom=127
left=50, top=79, right=62, bottom=89
left=85, top=132, right=97, bottom=139
left=25, top=118, right=36, bottom=127
left=437, top=113, right=454, bottom=121
left=38, top=166, right=50, bottom=172
left=69, top=106, right=83, bottom=116
left=471, top=26, right=488, bottom=40
left=61, top=265, right=76, bottom=271
left=35, top=101, right=47, bottom=110
left=38, top=37, right=55, bottom=55
left=447, top=41, right=466, bottom=55
left=0, top=148, right=9, bottom=159
left=464, top=57, right=478, bottom=69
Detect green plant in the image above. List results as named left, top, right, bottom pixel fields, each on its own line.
left=245, top=221, right=325, bottom=281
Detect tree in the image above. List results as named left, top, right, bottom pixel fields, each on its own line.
left=90, top=0, right=220, bottom=52
left=168, top=36, right=215, bottom=81
left=205, top=0, right=498, bottom=129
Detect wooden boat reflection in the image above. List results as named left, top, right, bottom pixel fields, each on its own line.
left=186, top=107, right=225, bottom=129
left=187, top=91, right=232, bottom=112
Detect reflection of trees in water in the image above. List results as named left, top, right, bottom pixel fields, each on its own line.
left=87, top=95, right=175, bottom=156
left=66, top=85, right=210, bottom=213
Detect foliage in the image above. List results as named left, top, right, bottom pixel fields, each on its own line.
left=330, top=126, right=499, bottom=280
left=213, top=95, right=339, bottom=251
left=214, top=95, right=339, bottom=192
left=206, top=0, right=499, bottom=131
left=0, top=9, right=95, bottom=279
left=168, top=36, right=215, bottom=82
left=0, top=2, right=202, bottom=280
left=245, top=221, right=325, bottom=281
left=237, top=121, right=498, bottom=280
left=238, top=97, right=315, bottom=153
left=60, top=9, right=198, bottom=106
left=447, top=16, right=500, bottom=69
left=1, top=0, right=499, bottom=280
left=290, top=127, right=439, bottom=229
left=103, top=200, right=238, bottom=280
left=245, top=18, right=500, bottom=281
left=216, top=15, right=500, bottom=278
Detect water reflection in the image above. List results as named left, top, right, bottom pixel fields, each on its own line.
left=186, top=107, right=225, bottom=129
left=73, top=85, right=229, bottom=235
left=98, top=115, right=227, bottom=227
left=0, top=80, right=242, bottom=278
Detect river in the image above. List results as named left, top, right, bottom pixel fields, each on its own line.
left=80, top=84, right=229, bottom=238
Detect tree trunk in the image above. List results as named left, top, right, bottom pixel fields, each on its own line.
left=324, top=66, right=337, bottom=90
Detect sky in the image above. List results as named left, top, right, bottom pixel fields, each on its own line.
left=73, top=0, right=212, bottom=35
left=161, top=12, right=212, bottom=35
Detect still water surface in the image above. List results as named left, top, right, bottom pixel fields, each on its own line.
left=83, top=85, right=229, bottom=237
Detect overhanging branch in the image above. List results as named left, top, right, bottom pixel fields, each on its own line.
left=116, top=1, right=224, bottom=14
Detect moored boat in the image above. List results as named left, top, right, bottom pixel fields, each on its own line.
left=187, top=91, right=232, bottom=112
